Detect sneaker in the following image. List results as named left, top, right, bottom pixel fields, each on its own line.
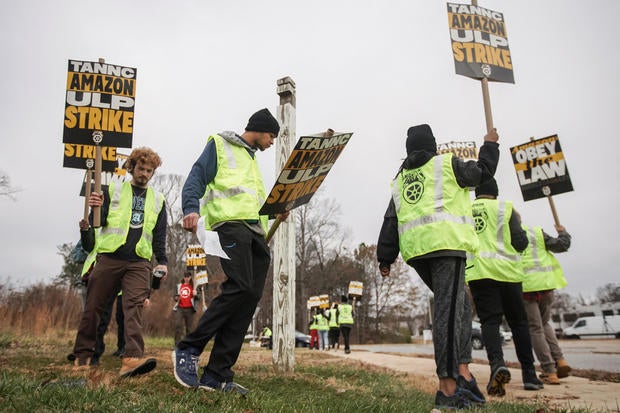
left=539, top=372, right=561, bottom=385
left=344, top=348, right=351, bottom=354
left=522, top=368, right=544, bottom=390
left=434, top=390, right=472, bottom=410
left=486, top=366, right=511, bottom=397
left=89, top=356, right=100, bottom=367
left=457, top=375, right=486, bottom=404
left=198, top=369, right=221, bottom=391
left=112, top=349, right=125, bottom=357
left=119, top=357, right=157, bottom=378
left=67, top=353, right=76, bottom=362
left=221, top=381, right=250, bottom=395
left=556, top=359, right=571, bottom=378
left=172, top=348, right=200, bottom=388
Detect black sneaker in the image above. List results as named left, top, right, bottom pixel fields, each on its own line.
left=487, top=366, right=511, bottom=397
left=434, top=390, right=472, bottom=410
left=522, top=368, right=544, bottom=391
left=457, top=374, right=486, bottom=404
left=198, top=368, right=221, bottom=391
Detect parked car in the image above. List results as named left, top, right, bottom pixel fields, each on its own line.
left=295, top=330, right=311, bottom=347
left=471, top=321, right=484, bottom=350
left=471, top=321, right=509, bottom=350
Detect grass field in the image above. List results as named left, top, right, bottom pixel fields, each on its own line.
left=0, top=331, right=601, bottom=413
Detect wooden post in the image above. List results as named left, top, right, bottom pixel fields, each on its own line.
left=547, top=195, right=561, bottom=226
left=83, top=169, right=92, bottom=221
left=471, top=0, right=494, bottom=133
left=272, top=76, right=296, bottom=372
left=91, top=57, right=106, bottom=227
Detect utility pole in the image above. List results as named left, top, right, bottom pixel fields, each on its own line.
left=272, top=76, right=296, bottom=372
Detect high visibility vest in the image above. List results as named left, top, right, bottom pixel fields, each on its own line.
left=309, top=314, right=319, bottom=330
left=392, top=154, right=478, bottom=262
left=263, top=327, right=272, bottom=337
left=317, top=314, right=329, bottom=331
left=521, top=226, right=567, bottom=292
left=200, top=134, right=268, bottom=234
left=328, top=309, right=339, bottom=328
left=97, top=181, right=164, bottom=259
left=338, top=304, right=354, bottom=325
left=465, top=199, right=523, bottom=283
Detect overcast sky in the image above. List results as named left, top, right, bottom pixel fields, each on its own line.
left=1, top=0, right=618, bottom=299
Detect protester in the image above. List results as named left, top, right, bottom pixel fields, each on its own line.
left=521, top=224, right=572, bottom=384
left=174, top=271, right=198, bottom=345
left=72, top=147, right=168, bottom=378
left=259, top=326, right=272, bottom=350
left=316, top=308, right=329, bottom=351
left=466, top=177, right=543, bottom=395
left=327, top=301, right=340, bottom=350
left=308, top=308, right=320, bottom=350
left=338, top=295, right=354, bottom=354
left=172, top=108, right=288, bottom=394
left=377, top=124, right=499, bottom=410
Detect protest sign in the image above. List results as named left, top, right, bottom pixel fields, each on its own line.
left=79, top=152, right=129, bottom=196
left=319, top=294, right=330, bottom=309
left=64, top=144, right=118, bottom=172
left=510, top=135, right=573, bottom=201
left=62, top=59, right=136, bottom=148
left=194, top=270, right=209, bottom=287
left=447, top=3, right=514, bottom=83
left=260, top=131, right=353, bottom=216
left=185, top=244, right=207, bottom=268
left=437, top=140, right=478, bottom=161
left=348, top=281, right=364, bottom=298
left=307, top=296, right=320, bottom=310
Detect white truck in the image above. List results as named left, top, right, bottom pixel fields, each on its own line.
left=562, top=315, right=620, bottom=339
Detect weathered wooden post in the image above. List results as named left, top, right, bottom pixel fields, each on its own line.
left=272, top=76, right=296, bottom=372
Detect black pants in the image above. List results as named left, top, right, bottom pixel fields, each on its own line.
left=328, top=327, right=340, bottom=348
left=340, top=325, right=352, bottom=350
left=178, top=223, right=270, bottom=383
left=468, top=278, right=535, bottom=371
left=411, top=256, right=472, bottom=379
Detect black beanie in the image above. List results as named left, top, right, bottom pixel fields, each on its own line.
left=406, top=124, right=437, bottom=154
left=475, top=177, right=499, bottom=198
left=245, top=108, right=280, bottom=136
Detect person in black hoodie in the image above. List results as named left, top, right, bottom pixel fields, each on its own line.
left=377, top=124, right=499, bottom=410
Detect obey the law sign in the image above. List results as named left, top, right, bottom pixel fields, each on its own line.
left=510, top=135, right=573, bottom=201
left=62, top=60, right=136, bottom=148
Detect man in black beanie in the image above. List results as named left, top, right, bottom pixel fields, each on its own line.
left=466, top=177, right=543, bottom=395
left=173, top=108, right=288, bottom=394
left=377, top=124, right=499, bottom=410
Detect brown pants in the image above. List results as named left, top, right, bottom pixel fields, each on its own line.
left=73, top=255, right=150, bottom=360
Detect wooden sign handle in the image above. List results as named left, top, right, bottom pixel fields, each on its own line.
left=547, top=195, right=561, bottom=226
left=83, top=169, right=92, bottom=221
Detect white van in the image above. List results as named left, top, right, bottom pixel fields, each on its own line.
left=562, top=315, right=620, bottom=339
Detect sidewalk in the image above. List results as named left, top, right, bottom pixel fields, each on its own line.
left=329, top=349, right=620, bottom=412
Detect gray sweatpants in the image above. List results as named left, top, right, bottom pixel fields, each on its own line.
left=411, top=256, right=472, bottom=379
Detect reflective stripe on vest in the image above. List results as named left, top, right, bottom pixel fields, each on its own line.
left=465, top=199, right=523, bottom=283
left=97, top=181, right=164, bottom=259
left=391, top=154, right=478, bottom=261
left=200, top=134, right=268, bottom=234
left=521, top=226, right=567, bottom=292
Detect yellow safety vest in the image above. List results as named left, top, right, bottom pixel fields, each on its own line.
left=96, top=181, right=164, bottom=260
left=309, top=314, right=319, bottom=330
left=200, top=134, right=268, bottom=235
left=466, top=199, right=523, bottom=283
left=338, top=304, right=354, bottom=325
left=521, top=226, right=567, bottom=292
left=317, top=314, right=329, bottom=331
left=328, top=309, right=339, bottom=328
left=392, top=154, right=478, bottom=261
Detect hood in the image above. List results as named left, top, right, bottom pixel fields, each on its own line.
left=219, top=130, right=256, bottom=154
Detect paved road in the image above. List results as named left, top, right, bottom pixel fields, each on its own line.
left=351, top=338, right=620, bottom=372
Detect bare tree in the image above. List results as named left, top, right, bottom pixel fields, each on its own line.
left=595, top=283, right=620, bottom=304
left=294, top=191, right=349, bottom=329
left=0, top=171, right=20, bottom=200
